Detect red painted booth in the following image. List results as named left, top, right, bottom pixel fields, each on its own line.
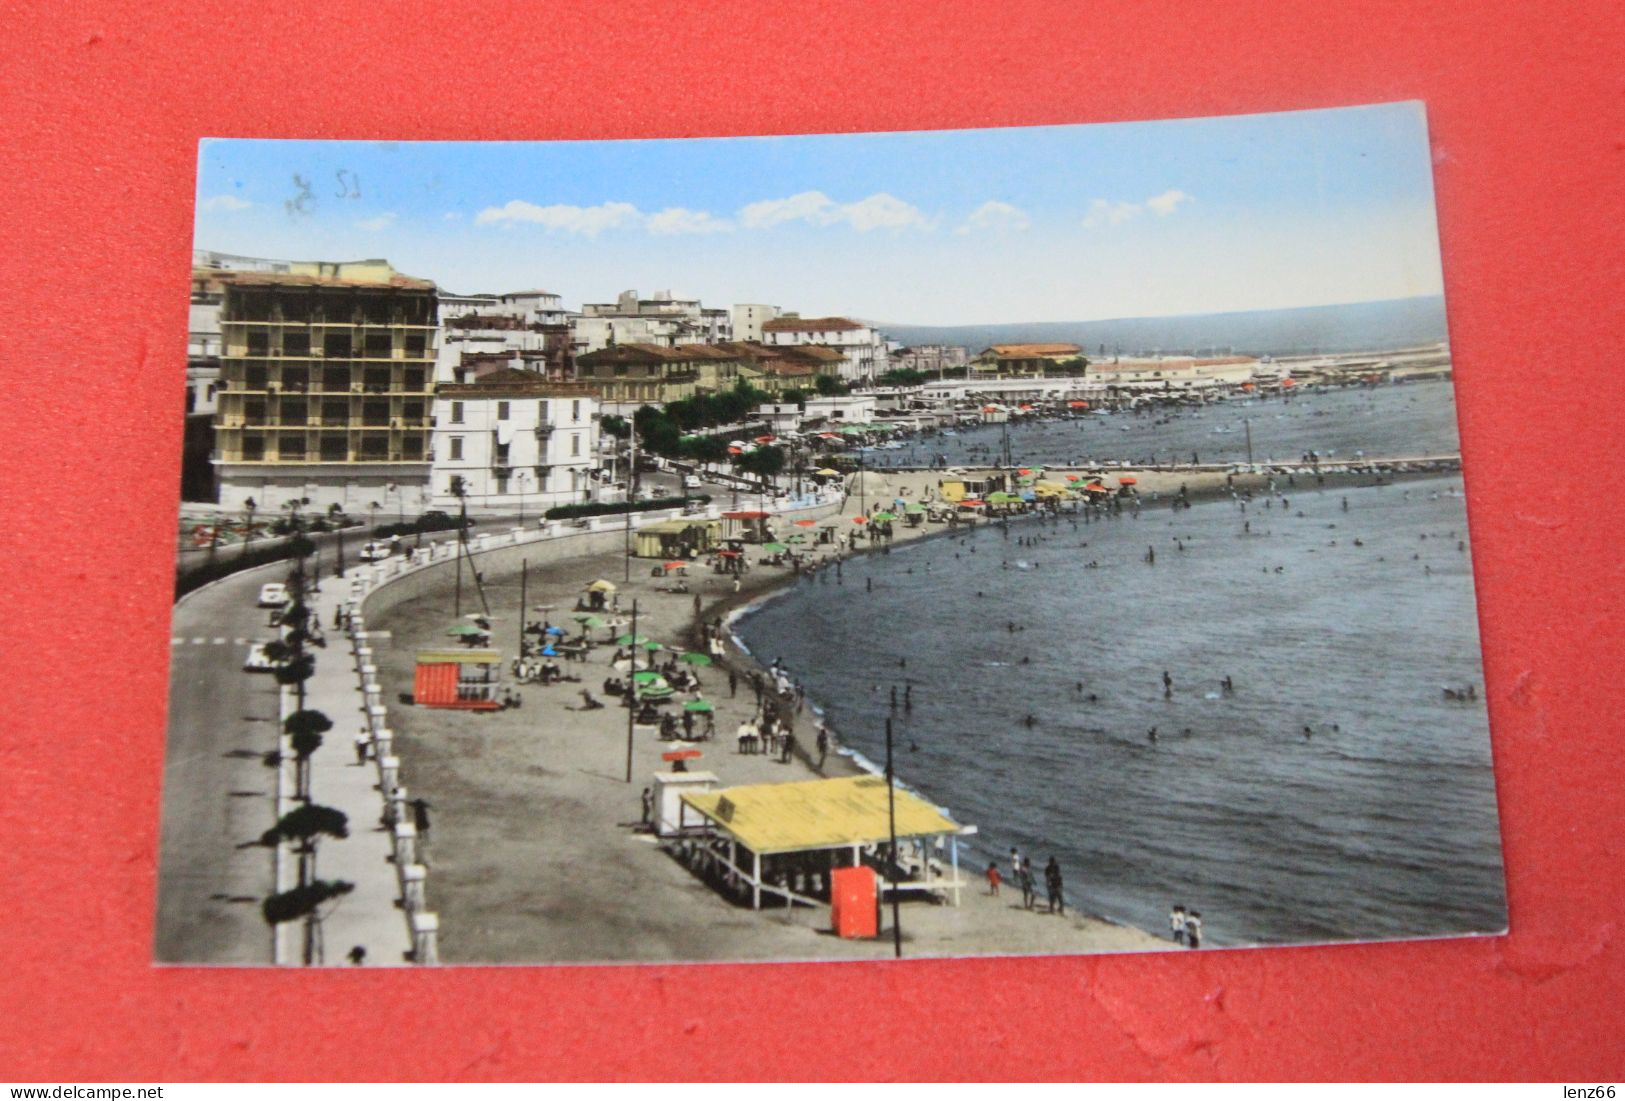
left=413, top=648, right=502, bottom=710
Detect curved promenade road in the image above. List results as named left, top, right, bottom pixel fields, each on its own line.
left=154, top=560, right=290, bottom=963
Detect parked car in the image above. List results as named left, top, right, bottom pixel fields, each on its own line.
left=683, top=474, right=704, bottom=490
left=257, top=582, right=290, bottom=608
left=359, top=541, right=392, bottom=561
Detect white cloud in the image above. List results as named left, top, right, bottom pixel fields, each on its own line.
left=1082, top=198, right=1142, bottom=229
left=443, top=212, right=463, bottom=221
left=356, top=212, right=397, bottom=231
left=738, top=190, right=838, bottom=229
left=956, top=200, right=1031, bottom=235
left=646, top=207, right=733, bottom=235
left=1146, top=188, right=1194, bottom=216
left=202, top=195, right=252, bottom=212
left=474, top=199, right=642, bottom=236
left=736, top=190, right=930, bottom=232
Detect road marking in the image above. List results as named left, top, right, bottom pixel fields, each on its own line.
left=191, top=637, right=206, bottom=645
left=234, top=637, right=248, bottom=645
left=171, top=638, right=184, bottom=646
left=213, top=638, right=227, bottom=645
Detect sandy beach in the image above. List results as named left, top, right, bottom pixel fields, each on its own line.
left=366, top=471, right=1251, bottom=963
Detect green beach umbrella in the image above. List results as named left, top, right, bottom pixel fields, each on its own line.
left=905, top=502, right=926, bottom=514
left=445, top=623, right=484, bottom=636
left=679, top=652, right=713, bottom=666
left=615, top=634, right=652, bottom=646
left=631, top=670, right=662, bottom=684
left=643, top=639, right=664, bottom=651
left=762, top=542, right=788, bottom=553
left=870, top=511, right=896, bottom=523
left=637, top=684, right=676, bottom=700
left=684, top=699, right=715, bottom=713
left=573, top=613, right=605, bottom=626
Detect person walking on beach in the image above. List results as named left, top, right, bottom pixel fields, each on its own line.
left=1186, top=911, right=1203, bottom=949
left=816, top=724, right=829, bottom=769
left=986, top=862, right=1002, bottom=896
left=780, top=730, right=796, bottom=764
left=1170, top=904, right=1188, bottom=945
left=1019, top=857, right=1036, bottom=911
left=640, top=786, right=653, bottom=827
left=729, top=668, right=738, bottom=697
left=354, top=730, right=371, bottom=765
left=1162, top=669, right=1173, bottom=698
left=1044, top=857, right=1065, bottom=915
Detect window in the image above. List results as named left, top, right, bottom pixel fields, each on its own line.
left=449, top=437, right=464, bottom=460
left=537, top=400, right=549, bottom=424
left=364, top=333, right=392, bottom=358
left=404, top=367, right=425, bottom=391
left=324, top=365, right=350, bottom=390
left=323, top=333, right=352, bottom=358
left=497, top=401, right=510, bottom=421
left=405, top=334, right=427, bottom=357
left=570, top=433, right=580, bottom=457
left=320, top=434, right=347, bottom=461
left=363, top=367, right=390, bottom=391
left=450, top=401, right=464, bottom=424
left=572, top=399, right=581, bottom=421
left=282, top=332, right=310, bottom=356
left=247, top=331, right=270, bottom=356
left=241, top=434, right=265, bottom=461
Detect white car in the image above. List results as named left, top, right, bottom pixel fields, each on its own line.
left=257, top=582, right=290, bottom=608
left=359, top=541, right=392, bottom=561
left=243, top=642, right=286, bottom=672
left=683, top=474, right=704, bottom=490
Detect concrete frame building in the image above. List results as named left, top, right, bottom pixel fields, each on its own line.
left=892, top=343, right=969, bottom=376
left=210, top=260, right=438, bottom=513
left=761, top=316, right=890, bottom=384
left=731, top=303, right=782, bottom=342
left=429, top=372, right=601, bottom=513
left=437, top=289, right=575, bottom=383
left=573, top=289, right=733, bottom=354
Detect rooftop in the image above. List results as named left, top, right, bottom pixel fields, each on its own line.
left=202, top=269, right=437, bottom=292
left=762, top=316, right=867, bottom=333
left=437, top=369, right=601, bottom=398
left=983, top=343, right=1083, bottom=357
left=681, top=775, right=964, bottom=855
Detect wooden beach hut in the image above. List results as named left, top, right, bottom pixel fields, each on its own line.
left=413, top=648, right=502, bottom=710
left=675, top=775, right=971, bottom=911
left=634, top=517, right=721, bottom=560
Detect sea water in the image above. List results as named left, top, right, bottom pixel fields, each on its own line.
left=734, top=477, right=1506, bottom=948
left=859, top=379, right=1464, bottom=470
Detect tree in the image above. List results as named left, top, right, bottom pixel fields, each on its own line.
left=737, top=445, right=786, bottom=483
left=600, top=414, right=631, bottom=440
left=284, top=709, right=333, bottom=802
left=814, top=374, right=848, bottom=396
left=260, top=802, right=351, bottom=964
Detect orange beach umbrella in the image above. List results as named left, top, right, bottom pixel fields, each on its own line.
left=1118, top=475, right=1139, bottom=486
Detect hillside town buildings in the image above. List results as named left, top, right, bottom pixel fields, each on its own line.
left=973, top=343, right=1086, bottom=378
left=892, top=343, right=969, bottom=376
left=574, top=289, right=733, bottom=353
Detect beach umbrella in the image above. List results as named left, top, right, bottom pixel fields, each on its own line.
left=445, top=623, right=484, bottom=636
left=680, top=652, right=713, bottom=666
left=815, top=467, right=840, bottom=475
left=541, top=646, right=558, bottom=657
left=852, top=516, right=868, bottom=525
left=904, top=503, right=926, bottom=514
left=755, top=435, right=776, bottom=444
left=959, top=499, right=985, bottom=508
left=870, top=511, right=896, bottom=523
left=637, top=684, right=676, bottom=700
left=574, top=614, right=606, bottom=628
left=684, top=699, right=715, bottom=713
left=1085, top=483, right=1110, bottom=494
left=1064, top=473, right=1081, bottom=481
left=793, top=519, right=818, bottom=527
left=544, top=625, right=565, bottom=635
left=662, top=560, right=687, bottom=571
left=586, top=579, right=617, bottom=593
left=643, top=640, right=664, bottom=651
left=1018, top=468, right=1033, bottom=476
left=728, top=446, right=743, bottom=455
left=1118, top=475, right=1139, bottom=486
left=631, top=670, right=662, bottom=684
left=615, top=633, right=653, bottom=646
left=762, top=542, right=788, bottom=553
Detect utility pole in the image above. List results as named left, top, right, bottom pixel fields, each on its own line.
left=885, top=715, right=902, bottom=958
left=1244, top=418, right=1254, bottom=470
left=624, top=598, right=639, bottom=783
left=518, top=559, right=528, bottom=657
left=623, top=425, right=636, bottom=583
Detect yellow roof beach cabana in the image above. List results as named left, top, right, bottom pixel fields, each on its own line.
left=634, top=517, right=720, bottom=559
left=677, top=775, right=972, bottom=910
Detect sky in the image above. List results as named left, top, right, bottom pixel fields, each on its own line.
left=193, top=102, right=1445, bottom=327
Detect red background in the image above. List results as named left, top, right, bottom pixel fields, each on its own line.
left=3, top=0, right=1622, bottom=1081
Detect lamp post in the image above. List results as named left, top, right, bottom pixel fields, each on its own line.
left=513, top=469, right=532, bottom=526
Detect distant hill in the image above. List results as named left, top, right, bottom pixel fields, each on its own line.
left=878, top=296, right=1448, bottom=358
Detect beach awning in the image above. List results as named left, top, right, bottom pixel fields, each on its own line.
left=722, top=511, right=771, bottom=520
left=586, top=579, right=617, bottom=593
left=1118, top=476, right=1139, bottom=486
left=761, top=542, right=788, bottom=553
left=681, top=775, right=963, bottom=856
left=793, top=518, right=818, bottom=527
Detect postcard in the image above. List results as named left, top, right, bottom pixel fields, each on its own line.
left=158, top=102, right=1505, bottom=965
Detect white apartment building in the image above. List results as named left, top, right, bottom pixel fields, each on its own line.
left=731, top=303, right=782, bottom=342
left=430, top=372, right=601, bottom=514
left=761, top=316, right=889, bottom=384
left=1089, top=356, right=1261, bottom=392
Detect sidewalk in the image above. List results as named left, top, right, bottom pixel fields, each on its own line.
left=277, top=562, right=418, bottom=967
